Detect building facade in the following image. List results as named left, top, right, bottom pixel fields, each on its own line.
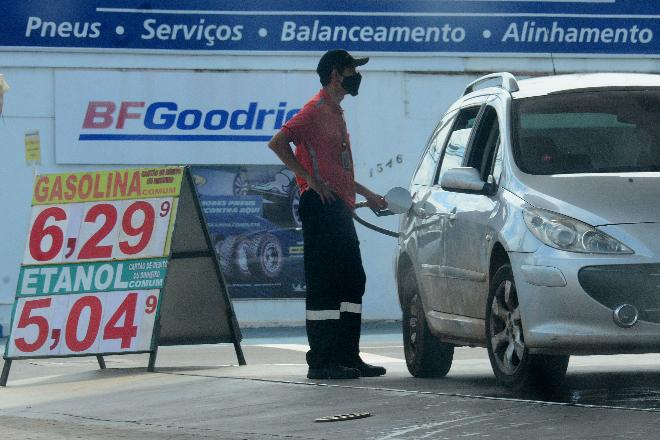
left=1, top=1, right=658, bottom=331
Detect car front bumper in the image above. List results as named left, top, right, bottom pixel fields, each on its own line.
left=510, top=223, right=660, bottom=355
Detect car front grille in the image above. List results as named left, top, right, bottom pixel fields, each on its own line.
left=578, top=264, right=660, bottom=324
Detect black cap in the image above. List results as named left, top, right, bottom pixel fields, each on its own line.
left=317, top=49, right=369, bottom=81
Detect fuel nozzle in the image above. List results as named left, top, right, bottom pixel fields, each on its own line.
left=353, top=187, right=413, bottom=237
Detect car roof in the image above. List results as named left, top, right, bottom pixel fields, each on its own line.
left=512, top=73, right=660, bottom=99
left=446, top=72, right=660, bottom=113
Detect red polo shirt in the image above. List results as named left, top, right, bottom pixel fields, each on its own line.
left=281, top=88, right=356, bottom=209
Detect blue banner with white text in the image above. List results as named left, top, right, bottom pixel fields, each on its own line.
left=1, top=0, right=658, bottom=55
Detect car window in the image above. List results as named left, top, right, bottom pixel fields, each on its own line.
left=411, top=113, right=456, bottom=187
left=436, top=106, right=481, bottom=185
left=465, top=105, right=501, bottom=180
left=513, top=90, right=660, bottom=175
left=491, top=137, right=503, bottom=184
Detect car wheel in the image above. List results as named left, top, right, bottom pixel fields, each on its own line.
left=262, top=184, right=301, bottom=228
left=486, top=264, right=569, bottom=389
left=233, top=171, right=249, bottom=196
left=290, top=185, right=302, bottom=228
left=402, top=272, right=454, bottom=378
left=248, top=233, right=284, bottom=279
left=218, top=235, right=253, bottom=280
left=234, top=236, right=254, bottom=279
left=217, top=236, right=240, bottom=280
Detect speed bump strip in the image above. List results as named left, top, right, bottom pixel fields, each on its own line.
left=315, top=412, right=372, bottom=423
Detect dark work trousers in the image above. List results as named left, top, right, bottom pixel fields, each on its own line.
left=298, top=189, right=367, bottom=368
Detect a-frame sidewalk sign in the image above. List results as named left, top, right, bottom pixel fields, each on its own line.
left=1, top=166, right=245, bottom=386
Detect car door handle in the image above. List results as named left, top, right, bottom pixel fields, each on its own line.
left=413, top=201, right=437, bottom=219
left=447, top=207, right=457, bottom=222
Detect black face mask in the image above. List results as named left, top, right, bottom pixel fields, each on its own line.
left=341, top=72, right=362, bottom=96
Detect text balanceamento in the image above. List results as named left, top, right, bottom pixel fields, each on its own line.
left=17, top=11, right=656, bottom=54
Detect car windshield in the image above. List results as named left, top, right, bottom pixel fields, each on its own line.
left=512, top=90, right=660, bottom=175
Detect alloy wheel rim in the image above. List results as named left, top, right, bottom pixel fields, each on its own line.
left=237, top=242, right=250, bottom=271
left=263, top=243, right=280, bottom=273
left=233, top=174, right=249, bottom=195
left=489, top=279, right=525, bottom=375
left=292, top=190, right=301, bottom=227
left=407, top=294, right=420, bottom=360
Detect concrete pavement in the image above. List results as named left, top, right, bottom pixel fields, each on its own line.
left=3, top=327, right=660, bottom=439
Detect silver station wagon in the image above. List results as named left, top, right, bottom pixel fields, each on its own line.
left=395, top=72, right=660, bottom=388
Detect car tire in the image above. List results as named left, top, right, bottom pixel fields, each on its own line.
left=248, top=233, right=284, bottom=279
left=290, top=185, right=302, bottom=228
left=218, top=235, right=240, bottom=280
left=218, top=235, right=253, bottom=280
left=402, top=271, right=454, bottom=378
left=486, top=264, right=569, bottom=390
left=262, top=184, right=301, bottom=228
left=234, top=236, right=254, bottom=279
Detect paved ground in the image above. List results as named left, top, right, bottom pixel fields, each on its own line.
left=3, top=325, right=660, bottom=439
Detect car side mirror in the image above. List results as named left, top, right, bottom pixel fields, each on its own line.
left=440, top=167, right=490, bottom=194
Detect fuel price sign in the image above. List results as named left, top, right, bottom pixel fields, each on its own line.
left=24, top=198, right=174, bottom=265
left=5, top=167, right=183, bottom=361
left=7, top=290, right=160, bottom=358
left=2, top=166, right=245, bottom=386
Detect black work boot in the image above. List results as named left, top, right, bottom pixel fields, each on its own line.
left=342, top=358, right=386, bottom=377
left=307, top=364, right=360, bottom=380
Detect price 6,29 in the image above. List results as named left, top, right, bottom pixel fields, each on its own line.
left=28, top=199, right=172, bottom=262
left=12, top=292, right=159, bottom=355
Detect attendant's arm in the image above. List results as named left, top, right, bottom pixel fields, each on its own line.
left=355, top=181, right=386, bottom=210
left=268, top=131, right=335, bottom=204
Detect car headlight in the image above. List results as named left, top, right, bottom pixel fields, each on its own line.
left=522, top=206, right=634, bottom=254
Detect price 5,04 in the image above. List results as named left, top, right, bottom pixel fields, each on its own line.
left=11, top=291, right=160, bottom=356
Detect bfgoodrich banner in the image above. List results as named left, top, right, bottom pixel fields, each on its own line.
left=54, top=70, right=309, bottom=165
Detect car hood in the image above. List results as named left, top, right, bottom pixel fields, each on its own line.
left=511, top=173, right=660, bottom=226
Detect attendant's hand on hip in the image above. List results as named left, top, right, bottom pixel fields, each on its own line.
left=309, top=177, right=336, bottom=204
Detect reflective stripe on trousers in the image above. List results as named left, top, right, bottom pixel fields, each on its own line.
left=306, top=302, right=362, bottom=320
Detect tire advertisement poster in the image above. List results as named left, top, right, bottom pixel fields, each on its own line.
left=191, top=165, right=305, bottom=299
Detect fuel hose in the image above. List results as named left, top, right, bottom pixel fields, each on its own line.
left=352, top=204, right=400, bottom=238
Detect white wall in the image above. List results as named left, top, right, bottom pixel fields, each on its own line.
left=1, top=51, right=658, bottom=330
